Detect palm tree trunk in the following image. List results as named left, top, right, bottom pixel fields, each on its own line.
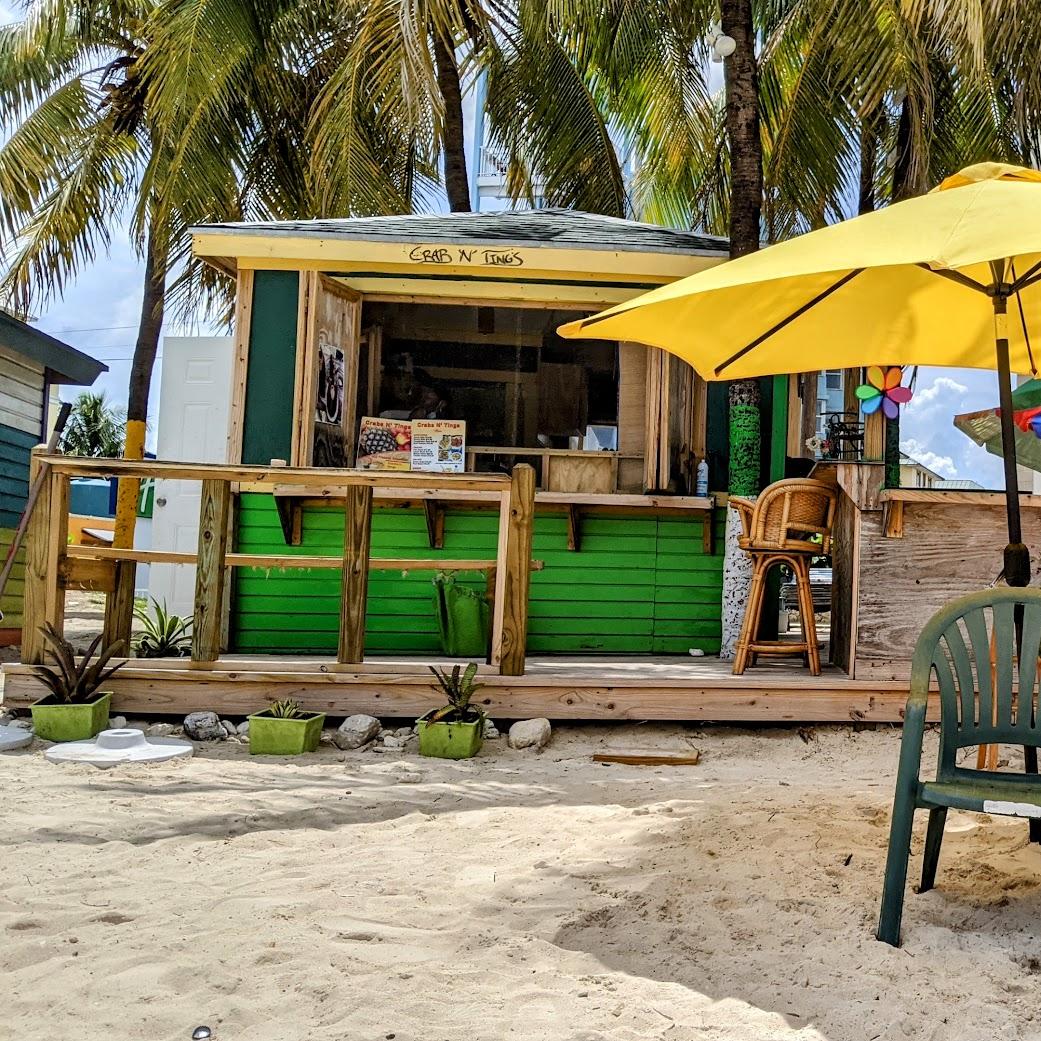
left=113, top=221, right=165, bottom=548
left=106, top=219, right=166, bottom=647
left=433, top=32, right=471, bottom=212
left=720, top=0, right=764, bottom=661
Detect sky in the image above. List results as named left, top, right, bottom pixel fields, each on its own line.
left=0, top=0, right=1011, bottom=487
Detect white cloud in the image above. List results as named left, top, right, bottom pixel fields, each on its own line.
left=900, top=437, right=958, bottom=477
left=906, top=375, right=968, bottom=410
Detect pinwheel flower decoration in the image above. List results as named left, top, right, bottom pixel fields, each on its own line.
left=856, top=366, right=913, bottom=419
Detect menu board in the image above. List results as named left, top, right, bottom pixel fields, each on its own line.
left=356, top=417, right=412, bottom=470
left=411, top=420, right=466, bottom=473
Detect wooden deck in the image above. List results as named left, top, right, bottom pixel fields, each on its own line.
left=1, top=654, right=918, bottom=722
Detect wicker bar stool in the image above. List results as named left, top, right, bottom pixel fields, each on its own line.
left=730, top=478, right=838, bottom=676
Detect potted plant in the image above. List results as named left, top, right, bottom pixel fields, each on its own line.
left=248, top=698, right=325, bottom=755
left=133, top=598, right=192, bottom=657
left=30, top=624, right=126, bottom=742
left=417, top=663, right=485, bottom=760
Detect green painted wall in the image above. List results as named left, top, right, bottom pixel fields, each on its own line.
left=241, top=270, right=299, bottom=465
left=0, top=421, right=35, bottom=529
left=0, top=527, right=25, bottom=630
left=231, top=494, right=724, bottom=655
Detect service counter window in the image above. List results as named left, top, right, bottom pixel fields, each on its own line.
left=291, top=288, right=705, bottom=495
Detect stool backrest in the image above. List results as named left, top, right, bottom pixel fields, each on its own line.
left=912, top=587, right=1041, bottom=780
left=748, top=479, right=838, bottom=552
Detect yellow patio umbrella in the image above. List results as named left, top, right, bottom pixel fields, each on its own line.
left=559, top=162, right=1041, bottom=586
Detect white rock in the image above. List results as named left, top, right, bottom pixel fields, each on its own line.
left=483, top=719, right=500, bottom=739
left=0, top=724, right=33, bottom=751
left=394, top=726, right=413, bottom=739
left=108, top=715, right=127, bottom=730
left=220, top=719, right=237, bottom=737
left=382, top=736, right=404, bottom=749
left=9, top=718, right=32, bottom=730
left=332, top=714, right=381, bottom=750
left=236, top=721, right=250, bottom=735
left=508, top=718, right=551, bottom=750
left=183, top=711, right=225, bottom=741
left=145, top=722, right=178, bottom=737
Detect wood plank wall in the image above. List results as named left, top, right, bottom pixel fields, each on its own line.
left=853, top=502, right=1041, bottom=679
left=231, top=495, right=724, bottom=656
left=0, top=344, right=44, bottom=437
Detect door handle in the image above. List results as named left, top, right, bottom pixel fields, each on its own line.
left=156, top=497, right=167, bottom=507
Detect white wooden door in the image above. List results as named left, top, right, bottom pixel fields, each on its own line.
left=149, top=336, right=233, bottom=617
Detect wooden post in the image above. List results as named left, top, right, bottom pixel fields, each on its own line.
left=192, top=479, right=232, bottom=661
left=22, top=448, right=69, bottom=663
left=497, top=464, right=535, bottom=676
left=338, top=483, right=373, bottom=663
left=863, top=409, right=885, bottom=461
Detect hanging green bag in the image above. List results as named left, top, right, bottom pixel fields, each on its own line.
left=432, top=572, right=489, bottom=658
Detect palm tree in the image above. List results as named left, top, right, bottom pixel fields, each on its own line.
left=59, top=391, right=126, bottom=457
left=0, top=0, right=243, bottom=559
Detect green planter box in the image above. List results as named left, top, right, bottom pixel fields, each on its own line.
left=31, top=692, right=111, bottom=743
left=416, top=711, right=483, bottom=760
left=248, top=710, right=325, bottom=755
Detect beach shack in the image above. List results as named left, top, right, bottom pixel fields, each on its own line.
left=6, top=210, right=926, bottom=722
left=0, top=312, right=105, bottom=644
left=192, top=210, right=782, bottom=661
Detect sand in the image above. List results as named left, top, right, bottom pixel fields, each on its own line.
left=2, top=722, right=1041, bottom=1041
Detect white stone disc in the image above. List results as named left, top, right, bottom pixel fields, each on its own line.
left=44, top=728, right=194, bottom=768
left=0, top=724, right=33, bottom=752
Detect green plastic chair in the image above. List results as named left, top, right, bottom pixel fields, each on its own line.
left=877, top=587, right=1041, bottom=947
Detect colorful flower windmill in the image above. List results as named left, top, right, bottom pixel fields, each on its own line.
left=855, top=366, right=913, bottom=419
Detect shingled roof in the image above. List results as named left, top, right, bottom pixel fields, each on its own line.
left=193, top=209, right=728, bottom=258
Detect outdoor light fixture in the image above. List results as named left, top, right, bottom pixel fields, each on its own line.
left=708, top=23, right=736, bottom=62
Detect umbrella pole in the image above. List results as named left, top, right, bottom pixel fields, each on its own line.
left=995, top=293, right=1031, bottom=587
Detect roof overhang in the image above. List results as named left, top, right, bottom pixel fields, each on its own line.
left=191, top=213, right=728, bottom=306
left=0, top=311, right=107, bottom=385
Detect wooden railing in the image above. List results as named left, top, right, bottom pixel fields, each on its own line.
left=22, top=452, right=537, bottom=675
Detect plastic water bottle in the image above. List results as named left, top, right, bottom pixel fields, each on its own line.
left=695, top=458, right=709, bottom=497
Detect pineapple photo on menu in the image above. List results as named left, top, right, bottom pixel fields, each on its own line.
left=357, top=416, right=412, bottom=469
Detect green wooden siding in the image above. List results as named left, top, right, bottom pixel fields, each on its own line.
left=0, top=526, right=25, bottom=629
left=231, top=494, right=723, bottom=655
left=0, top=421, right=36, bottom=529
left=241, top=270, right=299, bottom=465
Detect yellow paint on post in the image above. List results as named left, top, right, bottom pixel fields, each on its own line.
left=113, top=419, right=146, bottom=548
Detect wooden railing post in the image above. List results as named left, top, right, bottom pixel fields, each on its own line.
left=192, top=479, right=232, bottom=662
left=498, top=463, right=535, bottom=676
left=22, top=447, right=69, bottom=663
left=338, top=483, right=373, bottom=663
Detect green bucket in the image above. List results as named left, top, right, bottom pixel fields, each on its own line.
left=31, top=692, right=111, bottom=743
left=432, top=573, right=489, bottom=658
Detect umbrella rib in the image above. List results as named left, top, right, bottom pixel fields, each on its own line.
left=1011, top=260, right=1037, bottom=376
left=918, top=265, right=989, bottom=294
left=713, top=269, right=864, bottom=377
left=1012, top=259, right=1041, bottom=293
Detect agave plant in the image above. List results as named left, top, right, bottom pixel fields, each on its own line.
left=268, top=698, right=302, bottom=719
left=133, top=598, right=192, bottom=658
left=32, top=624, right=126, bottom=704
left=427, top=663, right=484, bottom=724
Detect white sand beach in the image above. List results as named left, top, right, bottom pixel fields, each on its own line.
left=2, top=723, right=1041, bottom=1041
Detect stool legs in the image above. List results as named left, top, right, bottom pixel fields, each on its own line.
left=732, top=553, right=820, bottom=676
left=733, top=555, right=768, bottom=676
left=793, top=555, right=821, bottom=676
